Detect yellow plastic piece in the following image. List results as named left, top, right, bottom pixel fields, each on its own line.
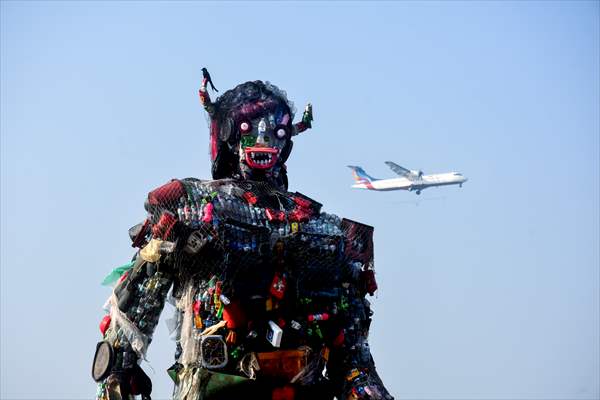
left=200, top=320, right=227, bottom=336
left=346, top=368, right=360, bottom=381
left=140, top=239, right=163, bottom=262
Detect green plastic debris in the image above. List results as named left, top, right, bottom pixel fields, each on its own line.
left=302, top=103, right=313, bottom=128
left=205, top=371, right=249, bottom=397
left=101, top=261, right=135, bottom=286
left=167, top=363, right=182, bottom=383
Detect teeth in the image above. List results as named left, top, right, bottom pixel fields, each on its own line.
left=249, top=151, right=274, bottom=166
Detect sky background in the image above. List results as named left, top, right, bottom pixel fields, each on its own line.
left=1, top=1, right=599, bottom=399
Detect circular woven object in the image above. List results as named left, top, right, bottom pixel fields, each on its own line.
left=92, top=341, right=114, bottom=382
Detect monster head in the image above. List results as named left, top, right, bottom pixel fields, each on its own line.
left=199, top=76, right=312, bottom=190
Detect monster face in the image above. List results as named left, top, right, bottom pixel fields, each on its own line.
left=238, top=112, right=291, bottom=171
left=202, top=80, right=309, bottom=188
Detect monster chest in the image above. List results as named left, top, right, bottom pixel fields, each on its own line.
left=149, top=179, right=348, bottom=296
left=140, top=178, right=377, bottom=369
left=198, top=191, right=346, bottom=289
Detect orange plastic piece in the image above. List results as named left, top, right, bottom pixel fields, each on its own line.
left=346, top=368, right=360, bottom=382
left=194, top=314, right=203, bottom=329
left=321, top=346, right=330, bottom=362
left=265, top=298, right=274, bottom=311
left=226, top=330, right=237, bottom=345
left=257, top=350, right=307, bottom=381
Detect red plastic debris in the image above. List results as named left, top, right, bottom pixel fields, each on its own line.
left=193, top=300, right=202, bottom=316
left=243, top=191, right=258, bottom=205
left=265, top=208, right=276, bottom=221
left=117, top=271, right=129, bottom=285
left=265, top=208, right=285, bottom=222
left=152, top=211, right=177, bottom=240
left=361, top=269, right=378, bottom=296
left=199, top=89, right=209, bottom=105
left=292, top=196, right=311, bottom=209
left=130, top=377, right=141, bottom=395
left=223, top=301, right=246, bottom=329
left=148, top=179, right=185, bottom=206
left=272, top=385, right=295, bottom=400
left=333, top=329, right=345, bottom=347
left=99, top=315, right=111, bottom=336
left=270, top=273, right=287, bottom=300
left=131, top=219, right=150, bottom=248
left=202, top=203, right=214, bottom=223
left=288, top=207, right=311, bottom=222
left=295, top=121, right=308, bottom=134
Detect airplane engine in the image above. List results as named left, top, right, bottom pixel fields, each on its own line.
left=411, top=170, right=424, bottom=179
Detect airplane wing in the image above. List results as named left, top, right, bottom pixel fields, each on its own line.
left=385, top=161, right=412, bottom=177
left=385, top=161, right=422, bottom=181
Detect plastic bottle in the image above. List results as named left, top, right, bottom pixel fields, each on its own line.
left=177, top=197, right=185, bottom=221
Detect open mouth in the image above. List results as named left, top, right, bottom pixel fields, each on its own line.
left=244, top=147, right=278, bottom=169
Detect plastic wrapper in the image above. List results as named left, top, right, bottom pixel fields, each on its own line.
left=108, top=293, right=148, bottom=359
left=101, top=261, right=134, bottom=287
left=177, top=285, right=201, bottom=367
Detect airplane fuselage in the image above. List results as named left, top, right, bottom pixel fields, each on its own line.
left=352, top=172, right=467, bottom=193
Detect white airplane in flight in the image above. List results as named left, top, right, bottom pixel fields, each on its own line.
left=348, top=161, right=467, bottom=195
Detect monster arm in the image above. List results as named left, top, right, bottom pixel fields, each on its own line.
left=293, top=103, right=313, bottom=135
left=328, top=219, right=394, bottom=400
left=95, top=179, right=215, bottom=399
left=94, top=251, right=173, bottom=400
left=332, top=283, right=393, bottom=400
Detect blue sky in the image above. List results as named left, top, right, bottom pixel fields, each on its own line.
left=1, top=1, right=598, bottom=399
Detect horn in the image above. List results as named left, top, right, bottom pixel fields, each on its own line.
left=292, top=103, right=313, bottom=136
left=198, top=77, right=216, bottom=117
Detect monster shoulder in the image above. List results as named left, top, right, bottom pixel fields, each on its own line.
left=130, top=177, right=376, bottom=250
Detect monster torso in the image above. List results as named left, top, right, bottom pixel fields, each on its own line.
left=134, top=178, right=376, bottom=395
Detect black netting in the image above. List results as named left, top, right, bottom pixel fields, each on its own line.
left=140, top=179, right=377, bottom=371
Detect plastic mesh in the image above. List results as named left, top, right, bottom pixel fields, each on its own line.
left=141, top=178, right=376, bottom=362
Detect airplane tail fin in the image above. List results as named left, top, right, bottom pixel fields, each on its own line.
left=347, top=165, right=378, bottom=184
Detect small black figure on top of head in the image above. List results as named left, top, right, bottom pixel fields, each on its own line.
left=201, top=67, right=218, bottom=92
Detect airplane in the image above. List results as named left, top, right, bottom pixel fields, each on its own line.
left=348, top=161, right=467, bottom=195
